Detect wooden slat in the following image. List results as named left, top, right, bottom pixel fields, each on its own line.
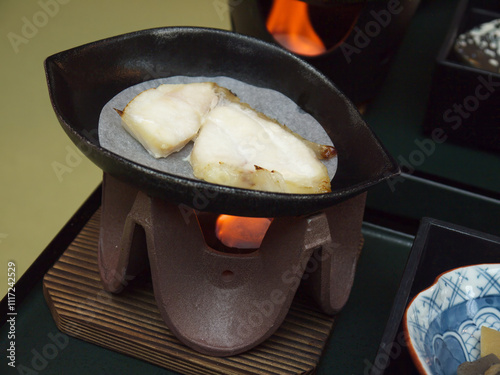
left=43, top=209, right=338, bottom=375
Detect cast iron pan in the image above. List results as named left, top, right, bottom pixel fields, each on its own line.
left=44, top=26, right=399, bottom=217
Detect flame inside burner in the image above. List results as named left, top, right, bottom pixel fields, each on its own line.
left=266, top=0, right=326, bottom=56
left=215, top=215, right=273, bottom=249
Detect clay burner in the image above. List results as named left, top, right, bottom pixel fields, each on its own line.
left=99, top=173, right=366, bottom=356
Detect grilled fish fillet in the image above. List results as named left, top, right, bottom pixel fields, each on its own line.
left=117, top=82, right=335, bottom=194
left=190, top=94, right=333, bottom=194
left=116, top=82, right=219, bottom=158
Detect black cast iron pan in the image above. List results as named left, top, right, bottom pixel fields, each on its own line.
left=44, top=26, right=399, bottom=217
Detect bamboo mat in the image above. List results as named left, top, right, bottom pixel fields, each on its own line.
left=43, top=209, right=336, bottom=375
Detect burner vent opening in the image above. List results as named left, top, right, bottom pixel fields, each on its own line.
left=196, top=213, right=272, bottom=254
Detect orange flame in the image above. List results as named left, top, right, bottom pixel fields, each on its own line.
left=266, top=0, right=326, bottom=56
left=215, top=215, right=273, bottom=249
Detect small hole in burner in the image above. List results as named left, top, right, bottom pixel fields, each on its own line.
left=221, top=270, right=234, bottom=282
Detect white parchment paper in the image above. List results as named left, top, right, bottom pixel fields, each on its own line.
left=99, top=76, right=337, bottom=181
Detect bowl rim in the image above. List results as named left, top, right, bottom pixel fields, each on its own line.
left=403, top=262, right=500, bottom=375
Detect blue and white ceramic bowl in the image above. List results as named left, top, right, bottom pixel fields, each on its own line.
left=404, top=264, right=500, bottom=375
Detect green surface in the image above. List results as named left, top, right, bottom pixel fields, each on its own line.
left=0, top=223, right=413, bottom=375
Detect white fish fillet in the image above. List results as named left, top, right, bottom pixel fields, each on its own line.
left=116, top=82, right=219, bottom=158
left=190, top=97, right=332, bottom=194
left=117, top=82, right=335, bottom=194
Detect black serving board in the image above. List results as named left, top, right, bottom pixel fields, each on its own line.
left=373, top=218, right=500, bottom=375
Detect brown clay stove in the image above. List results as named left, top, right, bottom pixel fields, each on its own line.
left=99, top=173, right=366, bottom=356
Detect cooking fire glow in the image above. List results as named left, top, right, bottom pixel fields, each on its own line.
left=215, top=215, right=273, bottom=249
left=266, top=0, right=326, bottom=56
